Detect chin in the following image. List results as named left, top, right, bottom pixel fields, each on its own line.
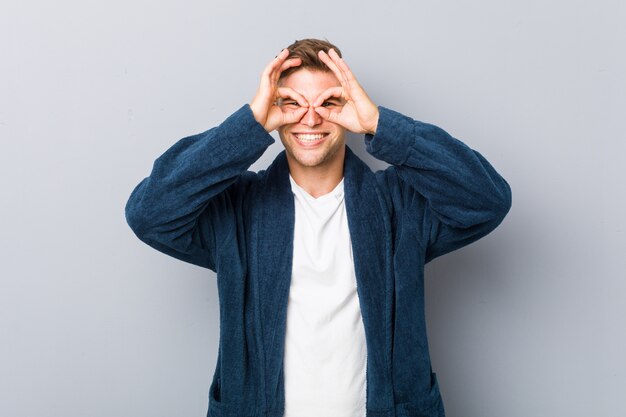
left=292, top=145, right=344, bottom=169
left=291, top=153, right=328, bottom=168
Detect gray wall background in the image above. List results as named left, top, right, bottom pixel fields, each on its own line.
left=2, top=0, right=624, bottom=416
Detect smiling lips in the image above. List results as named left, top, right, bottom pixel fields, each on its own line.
left=293, top=133, right=328, bottom=146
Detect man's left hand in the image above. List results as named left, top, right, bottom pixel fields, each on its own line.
left=313, top=49, right=379, bottom=135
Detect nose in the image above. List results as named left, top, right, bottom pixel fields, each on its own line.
left=301, top=105, right=322, bottom=127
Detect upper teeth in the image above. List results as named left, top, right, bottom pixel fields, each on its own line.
left=296, top=134, right=325, bottom=141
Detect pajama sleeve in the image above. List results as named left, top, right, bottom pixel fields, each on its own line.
left=125, top=105, right=274, bottom=271
left=366, top=106, right=512, bottom=263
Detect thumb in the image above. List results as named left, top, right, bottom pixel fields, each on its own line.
left=282, top=107, right=308, bottom=125
left=313, top=106, right=339, bottom=123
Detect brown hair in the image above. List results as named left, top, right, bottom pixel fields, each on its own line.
left=279, top=38, right=343, bottom=80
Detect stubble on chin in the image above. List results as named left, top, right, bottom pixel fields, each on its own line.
left=291, top=142, right=345, bottom=169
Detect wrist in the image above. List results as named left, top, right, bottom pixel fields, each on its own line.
left=249, top=102, right=269, bottom=132
left=366, top=108, right=379, bottom=135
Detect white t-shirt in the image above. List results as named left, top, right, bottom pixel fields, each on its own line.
left=283, top=176, right=367, bottom=417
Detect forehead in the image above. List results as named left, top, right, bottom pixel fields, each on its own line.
left=279, top=69, right=340, bottom=98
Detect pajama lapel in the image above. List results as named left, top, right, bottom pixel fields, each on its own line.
left=252, top=151, right=295, bottom=407
left=343, top=146, right=395, bottom=412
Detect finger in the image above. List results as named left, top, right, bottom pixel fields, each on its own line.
left=313, top=106, right=340, bottom=123
left=273, top=58, right=302, bottom=84
left=312, top=86, right=343, bottom=107
left=262, top=49, right=290, bottom=79
left=323, top=49, right=350, bottom=86
left=282, top=107, right=308, bottom=125
left=328, top=48, right=357, bottom=83
left=258, top=50, right=289, bottom=96
left=276, top=87, right=309, bottom=108
left=318, top=50, right=346, bottom=86
left=278, top=57, right=302, bottom=73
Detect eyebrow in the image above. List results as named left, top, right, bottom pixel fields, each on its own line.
left=322, top=97, right=345, bottom=104
left=275, top=96, right=345, bottom=106
left=276, top=98, right=298, bottom=105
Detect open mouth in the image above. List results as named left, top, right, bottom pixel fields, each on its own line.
left=293, top=133, right=329, bottom=147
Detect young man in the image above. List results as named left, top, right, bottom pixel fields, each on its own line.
left=125, top=39, right=512, bottom=417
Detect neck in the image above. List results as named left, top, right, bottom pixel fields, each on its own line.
left=287, top=153, right=345, bottom=198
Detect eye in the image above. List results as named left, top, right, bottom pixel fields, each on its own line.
left=321, top=101, right=338, bottom=108
left=280, top=100, right=300, bottom=108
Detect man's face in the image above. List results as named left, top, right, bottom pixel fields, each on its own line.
left=277, top=69, right=346, bottom=171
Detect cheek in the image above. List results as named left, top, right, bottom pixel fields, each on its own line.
left=332, top=126, right=346, bottom=140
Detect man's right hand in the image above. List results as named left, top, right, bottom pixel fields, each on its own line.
left=250, top=49, right=309, bottom=132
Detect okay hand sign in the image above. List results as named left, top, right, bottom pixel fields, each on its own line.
left=313, top=49, right=379, bottom=135
left=250, top=49, right=309, bottom=132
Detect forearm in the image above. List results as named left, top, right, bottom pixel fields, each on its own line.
left=366, top=106, right=511, bottom=256
left=125, top=105, right=273, bottom=266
